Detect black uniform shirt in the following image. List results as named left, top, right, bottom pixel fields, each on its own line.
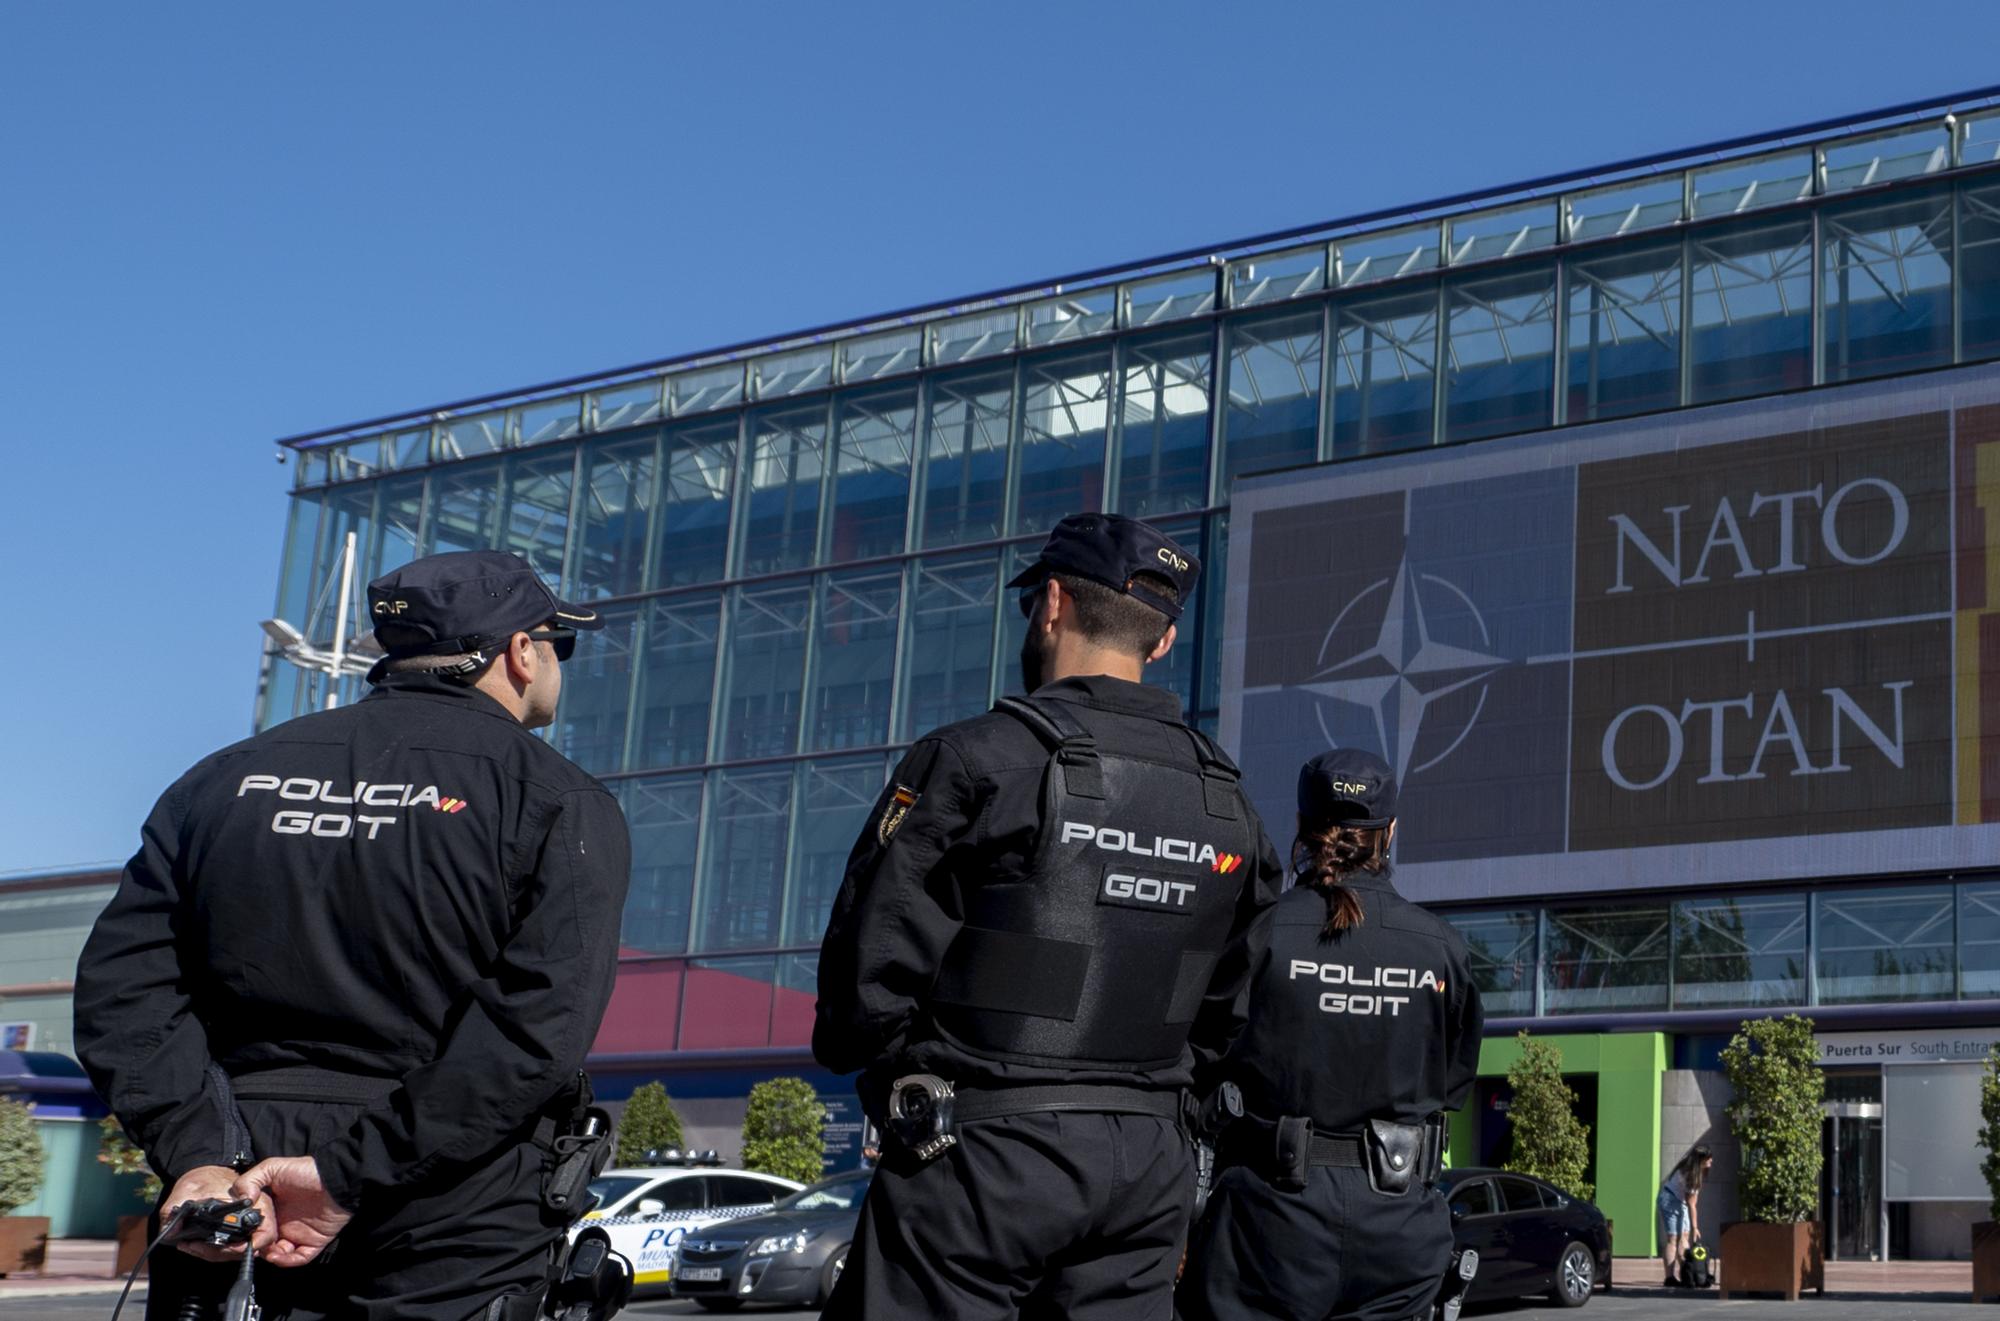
left=1225, top=874, right=1483, bottom=1132
left=73, top=673, right=631, bottom=1215
left=812, top=674, right=1282, bottom=1095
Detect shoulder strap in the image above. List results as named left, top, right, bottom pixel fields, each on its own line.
left=992, top=695, right=1105, bottom=800
left=1178, top=726, right=1243, bottom=821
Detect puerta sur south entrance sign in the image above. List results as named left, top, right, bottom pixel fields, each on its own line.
left=1220, top=363, right=2000, bottom=903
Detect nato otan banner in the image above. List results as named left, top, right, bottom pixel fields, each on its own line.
left=1220, top=362, right=2000, bottom=903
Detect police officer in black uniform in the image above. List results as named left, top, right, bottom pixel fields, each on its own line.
left=74, top=550, right=632, bottom=1320
left=813, top=513, right=1281, bottom=1320
left=1179, top=749, right=1483, bottom=1321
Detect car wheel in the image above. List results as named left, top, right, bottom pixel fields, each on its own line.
left=818, top=1243, right=849, bottom=1304
left=694, top=1300, right=743, bottom=1313
left=1551, top=1240, right=1595, bottom=1307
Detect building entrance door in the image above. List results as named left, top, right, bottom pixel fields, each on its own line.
left=1821, top=1100, right=1884, bottom=1261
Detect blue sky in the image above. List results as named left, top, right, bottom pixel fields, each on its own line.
left=4, top=2, right=1998, bottom=873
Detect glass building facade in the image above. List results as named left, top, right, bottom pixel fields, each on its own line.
left=268, top=98, right=2000, bottom=1058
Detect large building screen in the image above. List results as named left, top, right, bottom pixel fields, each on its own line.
left=1220, top=364, right=2000, bottom=903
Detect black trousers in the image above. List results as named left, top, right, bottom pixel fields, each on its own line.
left=823, top=1111, right=1193, bottom=1321
left=147, top=1097, right=561, bottom=1321
left=1177, top=1162, right=1451, bottom=1321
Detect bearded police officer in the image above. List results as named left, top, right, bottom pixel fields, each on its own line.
left=813, top=513, right=1282, bottom=1320
left=75, top=550, right=631, bottom=1320
left=1179, top=749, right=1483, bottom=1321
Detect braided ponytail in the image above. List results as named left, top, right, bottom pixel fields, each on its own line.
left=1291, top=820, right=1389, bottom=943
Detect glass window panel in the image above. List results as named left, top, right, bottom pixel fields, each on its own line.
left=437, top=409, right=510, bottom=459
left=1885, top=1065, right=1987, bottom=1201
left=805, top=567, right=902, bottom=751
left=899, top=556, right=997, bottom=738
left=517, top=396, right=584, bottom=446
left=922, top=367, right=1013, bottom=548
left=1691, top=150, right=1813, bottom=218
left=393, top=428, right=431, bottom=468
left=1227, top=246, right=1327, bottom=308
left=555, top=602, right=639, bottom=775
left=422, top=459, right=502, bottom=555
left=573, top=433, right=656, bottom=600
left=1444, top=910, right=1536, bottom=1017
left=500, top=447, right=575, bottom=587
left=632, top=595, right=720, bottom=769
left=719, top=580, right=811, bottom=759
left=840, top=328, right=922, bottom=383
left=1444, top=264, right=1555, bottom=443
left=1447, top=201, right=1558, bottom=265
left=1025, top=289, right=1117, bottom=346
left=328, top=437, right=386, bottom=483
left=619, top=774, right=702, bottom=956
left=1016, top=349, right=1111, bottom=534
left=670, top=362, right=746, bottom=415
left=680, top=955, right=776, bottom=1048
left=738, top=404, right=828, bottom=577
left=697, top=769, right=792, bottom=951
left=658, top=417, right=737, bottom=588
left=1125, top=269, right=1218, bottom=327
left=1822, top=124, right=1951, bottom=194
left=370, top=473, right=426, bottom=581
left=590, top=380, right=664, bottom=432
left=930, top=310, right=1017, bottom=365
left=1963, top=880, right=2000, bottom=998
left=1334, top=222, right=1441, bottom=288
left=751, top=346, right=833, bottom=400
left=1688, top=216, right=1812, bottom=404
left=1330, top=285, right=1438, bottom=459
left=1221, top=309, right=1323, bottom=487
left=1822, top=186, right=1953, bottom=383
left=1671, top=893, right=1806, bottom=1009
left=1961, top=182, right=2000, bottom=361
left=296, top=447, right=330, bottom=488
left=785, top=758, right=886, bottom=944
left=274, top=495, right=322, bottom=631
left=1815, top=886, right=1954, bottom=1004
left=1565, top=176, right=1684, bottom=243
left=1565, top=240, right=1683, bottom=423
left=826, top=388, right=915, bottom=562
left=1543, top=902, right=1669, bottom=1014
left=1963, top=110, right=2000, bottom=168
left=1116, top=331, right=1213, bottom=519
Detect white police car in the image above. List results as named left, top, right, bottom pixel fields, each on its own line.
left=576, top=1153, right=803, bottom=1293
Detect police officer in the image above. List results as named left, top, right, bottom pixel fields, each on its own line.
left=74, top=550, right=632, bottom=1320
left=813, top=513, right=1282, bottom=1320
left=1179, top=749, right=1483, bottom=1321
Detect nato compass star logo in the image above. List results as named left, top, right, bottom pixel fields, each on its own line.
left=1294, top=556, right=1509, bottom=781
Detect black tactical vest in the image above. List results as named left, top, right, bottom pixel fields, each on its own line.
left=929, top=693, right=1262, bottom=1070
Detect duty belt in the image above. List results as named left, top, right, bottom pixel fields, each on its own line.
left=952, top=1083, right=1182, bottom=1125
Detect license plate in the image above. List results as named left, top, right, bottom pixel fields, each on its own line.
left=680, top=1267, right=724, bottom=1282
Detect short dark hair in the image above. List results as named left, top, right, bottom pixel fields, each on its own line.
left=1050, top=571, right=1179, bottom=657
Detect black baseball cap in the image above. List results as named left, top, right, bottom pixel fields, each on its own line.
left=364, top=550, right=602, bottom=683
left=1005, top=513, right=1200, bottom=620
left=1298, top=748, right=1398, bottom=828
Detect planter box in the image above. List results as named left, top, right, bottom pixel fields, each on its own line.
left=1719, top=1220, right=1824, bottom=1301
left=0, top=1216, right=49, bottom=1276
left=115, top=1215, right=150, bottom=1279
left=1975, top=1221, right=2000, bottom=1303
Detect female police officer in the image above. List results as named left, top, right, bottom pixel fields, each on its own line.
left=1179, top=748, right=1483, bottom=1320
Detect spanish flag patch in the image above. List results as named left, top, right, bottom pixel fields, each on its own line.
left=876, top=785, right=919, bottom=845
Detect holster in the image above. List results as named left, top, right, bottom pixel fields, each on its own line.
left=482, top=1290, right=545, bottom=1321
left=1272, top=1115, right=1313, bottom=1193
left=538, top=1072, right=613, bottom=1217
left=1362, top=1115, right=1447, bottom=1197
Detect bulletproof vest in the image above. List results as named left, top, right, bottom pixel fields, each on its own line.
left=929, top=693, right=1261, bottom=1070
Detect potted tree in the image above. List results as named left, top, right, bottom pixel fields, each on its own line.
left=1976, top=1045, right=2000, bottom=1301
left=1503, top=1031, right=1596, bottom=1202
left=97, top=1117, right=163, bottom=1277
left=615, top=1081, right=687, bottom=1167
left=741, top=1078, right=828, bottom=1185
left=0, top=1097, right=48, bottom=1276
left=1719, top=1014, right=1825, bottom=1301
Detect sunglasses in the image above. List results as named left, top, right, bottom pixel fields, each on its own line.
left=525, top=627, right=577, bottom=663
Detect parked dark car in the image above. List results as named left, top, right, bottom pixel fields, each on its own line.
left=668, top=1168, right=871, bottom=1311
left=1442, top=1166, right=1611, bottom=1309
